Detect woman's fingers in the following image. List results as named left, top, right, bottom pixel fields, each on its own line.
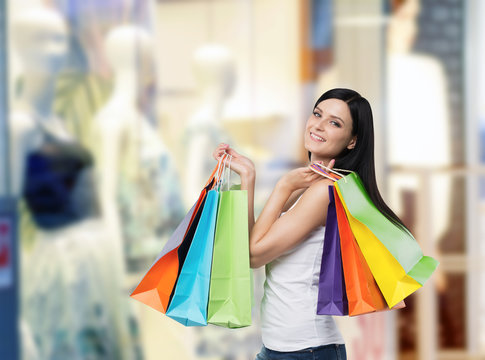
left=305, top=166, right=331, bottom=186
left=224, top=147, right=240, bottom=157
left=309, top=169, right=322, bottom=182
left=213, top=143, right=229, bottom=160
left=312, top=159, right=335, bottom=170
left=299, top=167, right=321, bottom=185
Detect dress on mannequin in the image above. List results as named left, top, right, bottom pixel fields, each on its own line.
left=92, top=24, right=185, bottom=272
left=91, top=24, right=187, bottom=359
left=21, top=121, right=115, bottom=359
left=10, top=7, right=135, bottom=360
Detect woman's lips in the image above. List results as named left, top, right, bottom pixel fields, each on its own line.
left=310, top=132, right=326, bottom=142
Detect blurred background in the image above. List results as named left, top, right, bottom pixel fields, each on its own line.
left=0, top=0, right=484, bottom=359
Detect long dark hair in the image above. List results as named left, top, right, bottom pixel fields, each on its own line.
left=310, top=88, right=410, bottom=234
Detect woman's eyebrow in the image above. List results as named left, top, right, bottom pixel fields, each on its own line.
left=315, top=106, right=345, bottom=124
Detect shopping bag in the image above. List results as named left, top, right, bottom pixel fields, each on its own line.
left=334, top=176, right=438, bottom=308
left=335, top=173, right=438, bottom=284
left=310, top=164, right=438, bottom=308
left=165, top=189, right=220, bottom=326
left=334, top=184, right=420, bottom=308
left=317, top=186, right=348, bottom=315
left=130, top=157, right=224, bottom=313
left=207, top=189, right=252, bottom=328
left=333, top=186, right=388, bottom=316
left=130, top=202, right=197, bottom=313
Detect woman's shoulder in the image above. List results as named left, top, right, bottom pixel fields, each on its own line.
left=306, top=178, right=335, bottom=197
left=286, top=179, right=333, bottom=228
left=293, top=179, right=334, bottom=212
left=281, top=178, right=335, bottom=218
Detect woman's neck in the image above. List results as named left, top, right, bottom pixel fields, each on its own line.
left=310, top=156, right=332, bottom=167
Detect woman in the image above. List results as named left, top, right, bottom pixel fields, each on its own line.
left=213, top=88, right=410, bottom=360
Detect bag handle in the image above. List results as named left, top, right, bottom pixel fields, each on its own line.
left=224, top=154, right=233, bottom=191
left=209, top=152, right=229, bottom=189
left=217, top=153, right=228, bottom=191
left=204, top=162, right=220, bottom=188
left=216, top=152, right=233, bottom=191
left=309, top=162, right=355, bottom=183
left=309, top=164, right=338, bottom=182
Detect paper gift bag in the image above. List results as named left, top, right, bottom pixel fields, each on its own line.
left=333, top=186, right=388, bottom=316
left=166, top=189, right=220, bottom=326
left=334, top=184, right=419, bottom=308
left=310, top=164, right=438, bottom=308
left=317, top=186, right=348, bottom=316
left=336, top=172, right=438, bottom=283
left=130, top=202, right=198, bottom=313
left=334, top=176, right=438, bottom=308
left=207, top=189, right=252, bottom=328
left=130, top=157, right=224, bottom=313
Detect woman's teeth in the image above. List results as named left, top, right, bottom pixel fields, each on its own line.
left=311, top=133, right=325, bottom=142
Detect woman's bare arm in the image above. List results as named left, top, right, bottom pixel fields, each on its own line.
left=248, top=178, right=333, bottom=268
left=213, top=143, right=334, bottom=269
left=281, top=188, right=306, bottom=212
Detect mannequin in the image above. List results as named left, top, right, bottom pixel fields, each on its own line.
left=183, top=44, right=233, bottom=207
left=10, top=6, right=129, bottom=360
left=93, top=24, right=185, bottom=269
left=92, top=24, right=187, bottom=357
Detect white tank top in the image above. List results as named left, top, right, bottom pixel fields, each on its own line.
left=260, top=195, right=345, bottom=351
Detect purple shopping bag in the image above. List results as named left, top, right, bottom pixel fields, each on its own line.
left=316, top=185, right=348, bottom=316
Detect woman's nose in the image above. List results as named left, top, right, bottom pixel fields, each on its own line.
left=315, top=118, right=326, bottom=131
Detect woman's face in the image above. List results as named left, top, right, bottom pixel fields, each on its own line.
left=304, top=98, right=357, bottom=164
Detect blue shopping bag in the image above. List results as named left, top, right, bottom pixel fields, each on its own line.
left=166, top=189, right=220, bottom=326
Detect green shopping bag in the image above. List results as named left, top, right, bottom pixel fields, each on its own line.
left=335, top=172, right=438, bottom=286
left=310, top=164, right=439, bottom=308
left=207, top=187, right=253, bottom=328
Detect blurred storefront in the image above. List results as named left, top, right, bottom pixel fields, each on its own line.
left=0, top=0, right=484, bottom=359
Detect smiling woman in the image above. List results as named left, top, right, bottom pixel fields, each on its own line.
left=305, top=98, right=357, bottom=166
left=212, top=87, right=411, bottom=360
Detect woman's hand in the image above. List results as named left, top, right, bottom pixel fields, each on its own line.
left=278, top=159, right=336, bottom=193
left=212, top=143, right=255, bottom=178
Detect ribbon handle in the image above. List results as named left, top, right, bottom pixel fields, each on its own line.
left=309, top=162, right=355, bottom=183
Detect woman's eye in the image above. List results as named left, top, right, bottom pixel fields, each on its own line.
left=313, top=112, right=321, bottom=117
left=330, top=120, right=341, bottom=127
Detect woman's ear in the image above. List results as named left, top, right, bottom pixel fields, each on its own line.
left=347, top=136, right=357, bottom=150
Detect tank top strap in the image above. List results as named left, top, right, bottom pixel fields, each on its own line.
left=281, top=193, right=304, bottom=216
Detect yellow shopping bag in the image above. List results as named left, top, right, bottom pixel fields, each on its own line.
left=334, top=184, right=422, bottom=308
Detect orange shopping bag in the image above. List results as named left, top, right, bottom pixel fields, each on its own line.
left=334, top=187, right=388, bottom=315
